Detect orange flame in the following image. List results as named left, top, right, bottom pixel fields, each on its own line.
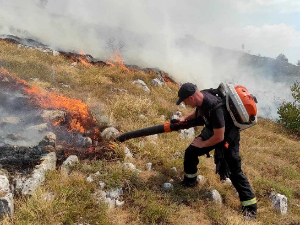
left=0, top=67, right=98, bottom=134
left=79, top=50, right=93, bottom=67
left=107, top=51, right=129, bottom=72
left=25, top=85, right=94, bottom=133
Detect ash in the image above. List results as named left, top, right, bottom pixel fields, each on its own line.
left=0, top=145, right=47, bottom=174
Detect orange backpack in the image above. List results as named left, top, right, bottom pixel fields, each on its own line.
left=206, top=83, right=258, bottom=130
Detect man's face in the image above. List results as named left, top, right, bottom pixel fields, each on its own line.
left=183, top=95, right=196, bottom=108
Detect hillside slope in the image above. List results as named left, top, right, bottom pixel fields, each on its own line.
left=1, top=40, right=300, bottom=225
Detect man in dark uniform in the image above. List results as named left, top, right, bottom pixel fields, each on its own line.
left=176, top=83, right=257, bottom=220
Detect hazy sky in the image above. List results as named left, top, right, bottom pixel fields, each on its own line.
left=0, top=0, right=299, bottom=118
left=0, top=0, right=299, bottom=63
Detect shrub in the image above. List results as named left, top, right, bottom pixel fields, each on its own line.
left=278, top=82, right=300, bottom=133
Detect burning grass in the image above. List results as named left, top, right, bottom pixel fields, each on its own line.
left=1, top=39, right=300, bottom=224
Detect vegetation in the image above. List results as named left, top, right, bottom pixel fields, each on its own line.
left=278, top=82, right=300, bottom=134
left=1, top=40, right=300, bottom=224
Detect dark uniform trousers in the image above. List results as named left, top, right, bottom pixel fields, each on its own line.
left=183, top=133, right=256, bottom=204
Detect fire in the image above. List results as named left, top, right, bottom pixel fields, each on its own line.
left=107, top=51, right=130, bottom=72
left=0, top=67, right=98, bottom=134
left=79, top=50, right=93, bottom=67
left=24, top=85, right=96, bottom=133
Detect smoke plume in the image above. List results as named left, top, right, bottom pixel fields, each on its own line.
left=0, top=0, right=295, bottom=119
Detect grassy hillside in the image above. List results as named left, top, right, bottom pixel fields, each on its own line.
left=1, top=39, right=300, bottom=225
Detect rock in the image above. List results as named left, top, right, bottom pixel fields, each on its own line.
left=179, top=128, right=195, bottom=139
left=86, top=171, right=101, bottom=183
left=145, top=163, right=152, bottom=171
left=0, top=175, right=14, bottom=219
left=86, top=176, right=94, bottom=183
left=197, top=175, right=205, bottom=183
left=22, top=152, right=57, bottom=196
left=124, top=147, right=133, bottom=159
left=82, top=137, right=92, bottom=147
left=52, top=50, right=60, bottom=56
left=13, top=176, right=26, bottom=194
left=138, top=114, right=147, bottom=121
left=104, top=197, right=116, bottom=209
left=38, top=132, right=56, bottom=147
left=162, top=183, right=174, bottom=192
left=115, top=199, right=125, bottom=207
left=132, top=79, right=150, bottom=93
left=106, top=188, right=123, bottom=199
left=171, top=167, right=177, bottom=173
left=101, top=127, right=119, bottom=140
left=270, top=191, right=288, bottom=215
left=171, top=114, right=180, bottom=121
left=61, top=84, right=71, bottom=89
left=151, top=78, right=164, bottom=87
left=61, top=155, right=79, bottom=174
left=70, top=62, right=77, bottom=67
left=99, top=182, right=106, bottom=190
left=207, top=189, right=222, bottom=205
left=174, top=111, right=183, bottom=117
left=41, top=110, right=66, bottom=123
left=123, top=162, right=136, bottom=171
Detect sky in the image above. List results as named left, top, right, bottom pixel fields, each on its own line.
left=0, top=0, right=299, bottom=118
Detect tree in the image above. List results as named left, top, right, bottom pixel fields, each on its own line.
left=297, top=60, right=300, bottom=66
left=278, top=81, right=300, bottom=134
left=276, top=53, right=288, bottom=63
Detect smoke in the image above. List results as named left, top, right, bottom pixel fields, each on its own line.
left=0, top=89, right=48, bottom=147
left=0, top=0, right=295, bottom=119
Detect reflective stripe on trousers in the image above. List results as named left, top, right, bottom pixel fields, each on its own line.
left=184, top=172, right=197, bottom=178
left=241, top=197, right=257, bottom=206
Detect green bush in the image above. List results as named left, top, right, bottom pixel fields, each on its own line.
left=278, top=82, right=300, bottom=133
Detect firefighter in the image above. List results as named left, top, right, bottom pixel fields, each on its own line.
left=176, top=82, right=257, bottom=220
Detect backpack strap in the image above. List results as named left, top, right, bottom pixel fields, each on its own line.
left=223, top=126, right=239, bottom=148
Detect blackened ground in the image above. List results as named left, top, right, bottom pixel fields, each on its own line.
left=55, top=142, right=116, bottom=167
left=0, top=146, right=47, bottom=174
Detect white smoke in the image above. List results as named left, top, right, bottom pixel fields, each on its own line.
left=0, top=0, right=295, bottom=119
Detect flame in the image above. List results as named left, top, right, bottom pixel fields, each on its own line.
left=107, top=51, right=130, bottom=72
left=24, top=85, right=95, bottom=133
left=79, top=50, right=93, bottom=67
left=0, top=67, right=98, bottom=134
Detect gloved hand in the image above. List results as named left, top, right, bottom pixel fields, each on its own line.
left=214, top=147, right=231, bottom=181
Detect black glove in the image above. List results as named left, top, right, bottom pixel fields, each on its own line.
left=214, top=147, right=231, bottom=181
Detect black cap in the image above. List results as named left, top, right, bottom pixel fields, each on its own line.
left=176, top=83, right=197, bottom=105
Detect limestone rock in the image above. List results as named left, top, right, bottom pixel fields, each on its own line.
left=101, top=127, right=119, bottom=140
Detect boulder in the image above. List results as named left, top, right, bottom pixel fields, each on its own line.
left=133, top=79, right=150, bottom=93
left=22, top=152, right=57, bottom=195
left=101, top=127, right=119, bottom=140
left=0, top=175, right=14, bottom=219
left=270, top=191, right=288, bottom=215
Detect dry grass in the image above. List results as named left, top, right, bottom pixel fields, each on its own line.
left=1, top=40, right=300, bottom=224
